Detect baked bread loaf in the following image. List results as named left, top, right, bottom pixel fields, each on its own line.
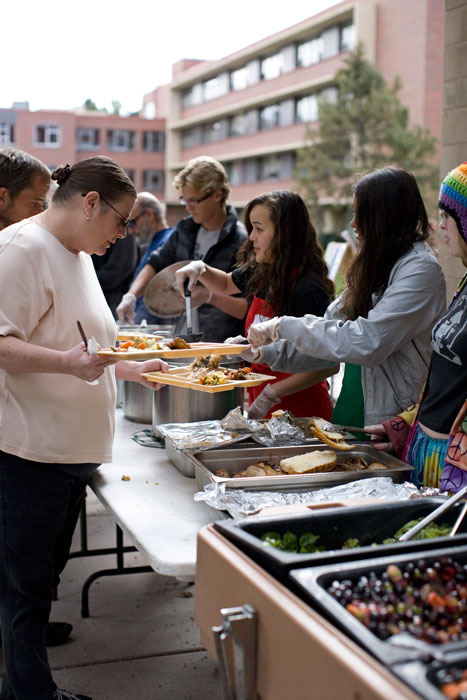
left=280, top=450, right=337, bottom=474
left=310, top=417, right=353, bottom=451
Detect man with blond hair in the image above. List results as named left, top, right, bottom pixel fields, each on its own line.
left=117, top=156, right=247, bottom=341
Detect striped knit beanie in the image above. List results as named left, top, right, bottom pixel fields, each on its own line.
left=439, top=162, right=467, bottom=243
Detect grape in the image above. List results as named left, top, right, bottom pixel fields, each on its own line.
left=325, top=555, right=467, bottom=645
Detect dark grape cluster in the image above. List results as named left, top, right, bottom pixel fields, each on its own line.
left=326, top=556, right=467, bottom=644
left=435, top=666, right=467, bottom=699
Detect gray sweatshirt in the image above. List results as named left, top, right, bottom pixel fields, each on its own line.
left=260, top=242, right=446, bottom=424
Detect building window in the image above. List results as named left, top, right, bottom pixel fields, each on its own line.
left=261, top=52, right=283, bottom=81
left=230, top=67, right=248, bottom=91
left=143, top=170, right=164, bottom=191
left=297, top=36, right=324, bottom=66
left=202, top=120, right=227, bottom=144
left=259, top=155, right=281, bottom=181
left=181, top=126, right=202, bottom=149
left=34, top=124, right=61, bottom=147
left=106, top=130, right=135, bottom=151
left=0, top=123, right=14, bottom=145
left=296, top=94, right=319, bottom=123
left=340, top=22, right=355, bottom=51
left=142, top=131, right=164, bottom=152
left=202, top=73, right=229, bottom=102
left=76, top=128, right=100, bottom=150
left=124, top=169, right=135, bottom=183
left=259, top=104, right=280, bottom=130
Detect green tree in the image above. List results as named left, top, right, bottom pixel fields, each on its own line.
left=111, top=100, right=121, bottom=116
left=295, top=44, right=439, bottom=230
left=83, top=98, right=99, bottom=111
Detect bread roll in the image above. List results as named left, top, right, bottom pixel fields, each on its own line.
left=280, top=450, right=337, bottom=474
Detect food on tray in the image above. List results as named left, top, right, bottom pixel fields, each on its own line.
left=199, top=370, right=229, bottom=386
left=193, top=364, right=253, bottom=385
left=310, top=417, right=354, bottom=450
left=327, top=555, right=467, bottom=644
left=436, top=667, right=467, bottom=699
left=261, top=531, right=325, bottom=553
left=213, top=451, right=390, bottom=479
left=260, top=518, right=455, bottom=554
left=280, top=449, right=337, bottom=474
left=190, top=354, right=222, bottom=372
left=167, top=337, right=191, bottom=349
left=110, top=335, right=167, bottom=352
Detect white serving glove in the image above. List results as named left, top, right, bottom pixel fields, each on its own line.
left=175, top=260, right=207, bottom=296
left=224, top=336, right=261, bottom=362
left=117, top=292, right=137, bottom=324
left=247, top=383, right=280, bottom=419
left=247, top=317, right=281, bottom=348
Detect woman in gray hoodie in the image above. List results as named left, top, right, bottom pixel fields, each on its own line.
left=247, top=167, right=446, bottom=426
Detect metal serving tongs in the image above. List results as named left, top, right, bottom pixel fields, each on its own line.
left=179, top=278, right=203, bottom=343
left=318, top=420, right=368, bottom=435
left=398, top=483, right=467, bottom=542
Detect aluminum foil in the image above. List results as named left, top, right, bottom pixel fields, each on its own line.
left=155, top=419, right=248, bottom=451
left=194, top=476, right=443, bottom=519
left=156, top=407, right=307, bottom=452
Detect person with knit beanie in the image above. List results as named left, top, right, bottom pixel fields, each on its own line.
left=365, top=162, right=467, bottom=492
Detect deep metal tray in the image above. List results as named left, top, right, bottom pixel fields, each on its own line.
left=392, top=649, right=467, bottom=700
left=190, top=443, right=412, bottom=491
left=214, top=498, right=467, bottom=580
left=289, top=545, right=467, bottom=668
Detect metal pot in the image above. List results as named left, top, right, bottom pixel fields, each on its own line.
left=152, top=356, right=244, bottom=429
left=123, top=380, right=153, bottom=424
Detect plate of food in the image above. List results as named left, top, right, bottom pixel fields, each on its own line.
left=97, top=337, right=251, bottom=360
left=142, top=357, right=273, bottom=392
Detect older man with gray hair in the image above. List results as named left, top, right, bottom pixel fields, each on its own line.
left=125, top=192, right=175, bottom=323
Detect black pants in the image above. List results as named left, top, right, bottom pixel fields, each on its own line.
left=0, top=451, right=97, bottom=700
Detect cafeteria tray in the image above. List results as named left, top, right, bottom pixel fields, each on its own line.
left=214, top=498, right=467, bottom=581
left=289, top=544, right=467, bottom=668
left=98, top=342, right=249, bottom=360
left=143, top=366, right=272, bottom=392
left=190, top=443, right=413, bottom=491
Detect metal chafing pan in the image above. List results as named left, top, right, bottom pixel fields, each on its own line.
left=189, top=443, right=413, bottom=491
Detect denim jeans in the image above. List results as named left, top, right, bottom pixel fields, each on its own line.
left=0, top=451, right=97, bottom=700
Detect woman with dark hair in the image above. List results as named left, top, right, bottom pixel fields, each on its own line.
left=0, top=156, right=167, bottom=700
left=246, top=168, right=446, bottom=426
left=365, top=162, right=467, bottom=491
left=175, top=189, right=338, bottom=419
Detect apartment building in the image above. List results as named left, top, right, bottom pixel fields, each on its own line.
left=1, top=0, right=444, bottom=224
left=0, top=104, right=166, bottom=196
left=144, top=0, right=444, bottom=214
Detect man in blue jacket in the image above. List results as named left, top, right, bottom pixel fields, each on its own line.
left=126, top=192, right=175, bottom=324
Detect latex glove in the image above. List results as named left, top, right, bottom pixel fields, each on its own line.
left=117, top=292, right=136, bottom=324
left=247, top=317, right=281, bottom=348
left=364, top=424, right=394, bottom=451
left=224, top=335, right=261, bottom=363
left=247, top=383, right=280, bottom=420
left=175, top=260, right=206, bottom=296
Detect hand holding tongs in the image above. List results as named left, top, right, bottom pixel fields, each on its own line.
left=398, top=484, right=467, bottom=541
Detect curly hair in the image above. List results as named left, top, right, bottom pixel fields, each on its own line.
left=236, top=190, right=334, bottom=316
left=343, top=167, right=430, bottom=320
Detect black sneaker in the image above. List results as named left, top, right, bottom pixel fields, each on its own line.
left=54, top=689, right=92, bottom=700
left=45, top=621, right=73, bottom=646
left=0, top=621, right=72, bottom=647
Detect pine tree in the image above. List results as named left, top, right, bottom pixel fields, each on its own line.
left=295, top=44, right=439, bottom=230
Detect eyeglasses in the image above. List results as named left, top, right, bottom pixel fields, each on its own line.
left=179, top=192, right=211, bottom=207
left=127, top=210, right=147, bottom=228
left=99, top=194, right=131, bottom=228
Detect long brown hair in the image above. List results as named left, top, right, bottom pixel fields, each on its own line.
left=236, top=190, right=334, bottom=315
left=343, top=168, right=430, bottom=320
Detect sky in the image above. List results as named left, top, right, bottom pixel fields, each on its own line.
left=2, top=0, right=341, bottom=115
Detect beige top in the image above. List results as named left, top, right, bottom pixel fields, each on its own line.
left=0, top=220, right=117, bottom=464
